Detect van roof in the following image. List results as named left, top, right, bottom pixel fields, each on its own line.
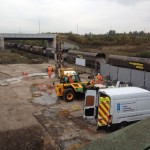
left=99, top=87, right=150, bottom=97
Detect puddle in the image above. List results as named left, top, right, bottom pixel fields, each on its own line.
left=33, top=92, right=57, bottom=105
left=28, top=72, right=55, bottom=79
left=6, top=77, right=22, bottom=83
left=4, top=72, right=54, bottom=84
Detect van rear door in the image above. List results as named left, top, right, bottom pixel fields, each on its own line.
left=97, top=95, right=111, bottom=127
left=83, top=90, right=97, bottom=119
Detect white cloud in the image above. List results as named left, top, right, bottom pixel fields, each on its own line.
left=100, top=0, right=149, bottom=6
left=0, top=0, right=150, bottom=34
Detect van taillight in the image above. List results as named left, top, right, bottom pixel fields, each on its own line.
left=108, top=115, right=112, bottom=124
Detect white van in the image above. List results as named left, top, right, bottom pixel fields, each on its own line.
left=83, top=87, right=150, bottom=128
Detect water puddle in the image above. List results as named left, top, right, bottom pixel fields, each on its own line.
left=33, top=92, right=57, bottom=105
left=31, top=82, right=57, bottom=105
left=2, top=72, right=55, bottom=84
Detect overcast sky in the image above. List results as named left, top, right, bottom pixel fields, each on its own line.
left=0, top=0, right=150, bottom=34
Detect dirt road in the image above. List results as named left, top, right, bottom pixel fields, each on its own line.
left=0, top=63, right=109, bottom=150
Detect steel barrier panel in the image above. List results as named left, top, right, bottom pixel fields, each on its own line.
left=131, top=69, right=145, bottom=87
left=145, top=72, right=150, bottom=90
left=118, top=67, right=131, bottom=83
left=100, top=63, right=110, bottom=77
left=109, top=65, right=118, bottom=81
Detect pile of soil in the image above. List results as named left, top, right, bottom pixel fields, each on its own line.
left=0, top=125, right=57, bottom=150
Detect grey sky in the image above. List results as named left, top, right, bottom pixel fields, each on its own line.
left=0, top=0, right=149, bottom=34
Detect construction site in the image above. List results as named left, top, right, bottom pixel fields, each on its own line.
left=0, top=35, right=150, bottom=150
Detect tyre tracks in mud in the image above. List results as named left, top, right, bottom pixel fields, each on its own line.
left=31, top=99, right=110, bottom=150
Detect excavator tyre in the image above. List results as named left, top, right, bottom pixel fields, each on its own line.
left=63, top=88, right=75, bottom=102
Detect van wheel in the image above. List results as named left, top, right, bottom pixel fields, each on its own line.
left=63, top=88, right=75, bottom=102
left=119, top=122, right=128, bottom=129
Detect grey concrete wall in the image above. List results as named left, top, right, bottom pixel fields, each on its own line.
left=109, top=65, right=118, bottom=81
left=62, top=41, right=79, bottom=50
left=0, top=33, right=56, bottom=39
left=145, top=72, right=150, bottom=90
left=131, top=69, right=145, bottom=87
left=0, top=38, right=5, bottom=50
left=47, top=38, right=57, bottom=49
left=101, top=63, right=150, bottom=90
left=100, top=63, right=110, bottom=77
left=118, top=67, right=131, bottom=83
left=47, top=40, right=79, bottom=50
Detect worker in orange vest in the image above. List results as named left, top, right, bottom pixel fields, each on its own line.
left=47, top=65, right=53, bottom=78
left=68, top=75, right=74, bottom=83
left=96, top=73, right=102, bottom=84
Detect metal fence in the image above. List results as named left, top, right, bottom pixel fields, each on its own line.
left=100, top=63, right=150, bottom=91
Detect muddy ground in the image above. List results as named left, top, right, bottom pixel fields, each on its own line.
left=0, top=62, right=110, bottom=150
left=1, top=44, right=150, bottom=149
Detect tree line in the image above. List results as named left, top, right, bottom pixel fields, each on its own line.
left=63, top=30, right=150, bottom=46
left=8, top=30, right=150, bottom=48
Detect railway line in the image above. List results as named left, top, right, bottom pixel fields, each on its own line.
left=5, top=42, right=106, bottom=69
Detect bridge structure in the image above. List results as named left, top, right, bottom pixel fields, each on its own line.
left=0, top=33, right=57, bottom=50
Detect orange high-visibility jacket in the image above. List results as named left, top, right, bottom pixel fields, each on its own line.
left=48, top=66, right=53, bottom=75
left=68, top=76, right=74, bottom=83
left=96, top=75, right=102, bottom=84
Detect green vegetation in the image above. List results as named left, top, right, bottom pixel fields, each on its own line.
left=11, top=49, right=48, bottom=63
left=136, top=51, right=150, bottom=58
left=0, top=49, right=48, bottom=64
left=0, top=51, right=30, bottom=64
left=65, top=31, right=150, bottom=47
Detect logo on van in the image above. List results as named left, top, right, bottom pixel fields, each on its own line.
left=117, top=103, right=120, bottom=112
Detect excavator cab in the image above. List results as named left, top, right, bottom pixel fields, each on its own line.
left=60, top=74, right=81, bottom=84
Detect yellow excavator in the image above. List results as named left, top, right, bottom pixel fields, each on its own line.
left=54, top=35, right=94, bottom=102
left=55, top=72, right=94, bottom=102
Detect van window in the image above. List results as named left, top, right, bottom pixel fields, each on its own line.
left=86, top=96, right=94, bottom=106
left=85, top=95, right=95, bottom=116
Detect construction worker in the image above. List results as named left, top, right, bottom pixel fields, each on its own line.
left=68, top=75, right=74, bottom=83
left=47, top=65, right=53, bottom=78
left=64, top=73, right=69, bottom=83
left=96, top=73, right=102, bottom=84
